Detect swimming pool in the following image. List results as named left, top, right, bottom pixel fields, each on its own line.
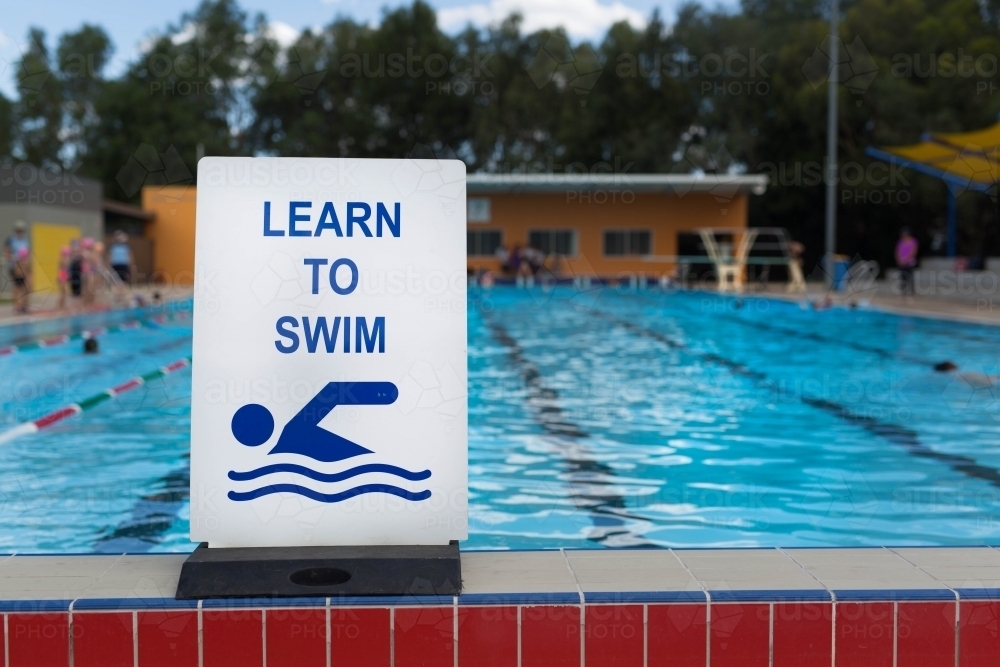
left=2, top=288, right=1000, bottom=552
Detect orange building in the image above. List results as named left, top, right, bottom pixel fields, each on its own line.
left=142, top=185, right=197, bottom=285
left=466, top=174, right=768, bottom=281
left=139, top=173, right=768, bottom=284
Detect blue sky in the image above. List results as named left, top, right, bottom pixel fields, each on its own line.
left=0, top=0, right=737, bottom=98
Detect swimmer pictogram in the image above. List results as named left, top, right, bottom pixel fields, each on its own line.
left=227, top=381, right=431, bottom=503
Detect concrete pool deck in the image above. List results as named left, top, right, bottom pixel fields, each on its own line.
left=0, top=547, right=997, bottom=665
left=0, top=285, right=194, bottom=328
left=744, top=282, right=1000, bottom=327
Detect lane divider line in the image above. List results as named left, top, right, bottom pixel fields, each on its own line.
left=0, top=356, right=192, bottom=446
left=0, top=311, right=190, bottom=357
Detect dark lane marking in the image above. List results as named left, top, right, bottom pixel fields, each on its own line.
left=588, top=305, right=1000, bottom=492
left=630, top=290, right=936, bottom=365
left=94, top=457, right=190, bottom=552
left=722, top=312, right=896, bottom=360
left=476, top=304, right=658, bottom=547
left=585, top=306, right=768, bottom=381
left=485, top=319, right=588, bottom=439
left=802, top=398, right=1000, bottom=489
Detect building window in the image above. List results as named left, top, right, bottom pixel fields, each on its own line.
left=604, top=230, right=651, bottom=256
left=468, top=197, right=491, bottom=223
left=528, top=230, right=575, bottom=255
left=468, top=230, right=503, bottom=256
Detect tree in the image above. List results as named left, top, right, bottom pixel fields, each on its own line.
left=5, top=0, right=997, bottom=266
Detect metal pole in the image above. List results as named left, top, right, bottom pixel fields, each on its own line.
left=946, top=186, right=957, bottom=257
left=824, top=0, right=840, bottom=285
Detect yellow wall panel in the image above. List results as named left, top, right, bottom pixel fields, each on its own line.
left=30, top=223, right=80, bottom=293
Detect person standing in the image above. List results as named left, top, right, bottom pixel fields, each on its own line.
left=895, top=227, right=919, bottom=296
left=68, top=238, right=84, bottom=308
left=10, top=247, right=31, bottom=314
left=109, top=231, right=133, bottom=284
left=56, top=246, right=71, bottom=310
left=4, top=221, right=30, bottom=314
left=80, top=237, right=96, bottom=309
left=108, top=231, right=133, bottom=305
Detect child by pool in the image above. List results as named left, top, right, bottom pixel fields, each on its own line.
left=56, top=246, right=71, bottom=310
left=10, top=247, right=31, bottom=315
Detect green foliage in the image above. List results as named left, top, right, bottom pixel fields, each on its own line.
left=3, top=0, right=998, bottom=268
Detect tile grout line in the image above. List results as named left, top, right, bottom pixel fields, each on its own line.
left=132, top=610, right=138, bottom=667
left=777, top=547, right=837, bottom=667
left=560, top=548, right=586, bottom=667
left=77, top=552, right=128, bottom=600
left=893, top=602, right=898, bottom=667
left=777, top=547, right=834, bottom=596
left=666, top=548, right=711, bottom=667
left=197, top=599, right=203, bottom=667
left=886, top=547, right=960, bottom=598
left=517, top=605, right=522, bottom=667
left=768, top=602, right=774, bottom=667
left=68, top=599, right=75, bottom=667
left=3, top=613, right=7, bottom=667
left=326, top=598, right=331, bottom=667
left=954, top=597, right=960, bottom=667
left=885, top=546, right=961, bottom=667
left=643, top=604, right=648, bottom=667
left=262, top=608, right=267, bottom=667
left=390, top=606, right=395, bottom=667
left=831, top=599, right=837, bottom=667
left=453, top=595, right=459, bottom=667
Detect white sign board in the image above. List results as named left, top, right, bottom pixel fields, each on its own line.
left=190, top=157, right=468, bottom=548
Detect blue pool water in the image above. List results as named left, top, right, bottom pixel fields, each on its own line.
left=2, top=288, right=1000, bottom=552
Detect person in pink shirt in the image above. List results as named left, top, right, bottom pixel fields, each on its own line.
left=895, top=227, right=918, bottom=295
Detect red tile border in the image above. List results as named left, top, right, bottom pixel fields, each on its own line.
left=959, top=600, right=1000, bottom=667
left=394, top=606, right=455, bottom=667
left=520, top=604, right=581, bottom=667
left=202, top=608, right=263, bottom=667
left=897, top=601, right=955, bottom=667
left=73, top=612, right=133, bottom=667
left=457, top=605, right=517, bottom=667
left=711, top=603, right=769, bottom=667
left=7, top=613, right=70, bottom=667
left=647, top=603, right=707, bottom=667
left=836, top=602, right=894, bottom=667
left=772, top=602, right=832, bottom=667
left=0, top=598, right=985, bottom=667
left=137, top=610, right=199, bottom=667
left=266, top=608, right=327, bottom=667
left=331, top=607, right=390, bottom=667
left=585, top=604, right=643, bottom=667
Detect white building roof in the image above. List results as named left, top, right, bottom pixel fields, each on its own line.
left=466, top=173, right=768, bottom=195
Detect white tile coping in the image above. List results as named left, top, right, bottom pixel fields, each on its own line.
left=0, top=547, right=996, bottom=609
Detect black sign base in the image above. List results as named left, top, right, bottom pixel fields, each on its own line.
left=175, top=541, right=461, bottom=599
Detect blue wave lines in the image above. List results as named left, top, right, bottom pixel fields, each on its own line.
left=228, top=484, right=432, bottom=503
left=228, top=463, right=431, bottom=483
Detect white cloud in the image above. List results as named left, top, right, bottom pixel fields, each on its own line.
left=170, top=22, right=198, bottom=46
left=438, top=0, right=646, bottom=39
left=266, top=21, right=301, bottom=50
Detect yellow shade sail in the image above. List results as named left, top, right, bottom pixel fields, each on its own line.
left=869, top=121, right=1000, bottom=189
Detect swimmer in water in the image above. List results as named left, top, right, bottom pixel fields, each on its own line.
left=933, top=361, right=997, bottom=387
left=811, top=295, right=833, bottom=311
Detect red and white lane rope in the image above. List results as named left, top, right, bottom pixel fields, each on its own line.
left=0, top=356, right=192, bottom=446
left=0, top=312, right=189, bottom=357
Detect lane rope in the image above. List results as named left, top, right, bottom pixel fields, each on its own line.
left=0, top=311, right=190, bottom=357
left=0, top=356, right=192, bottom=446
